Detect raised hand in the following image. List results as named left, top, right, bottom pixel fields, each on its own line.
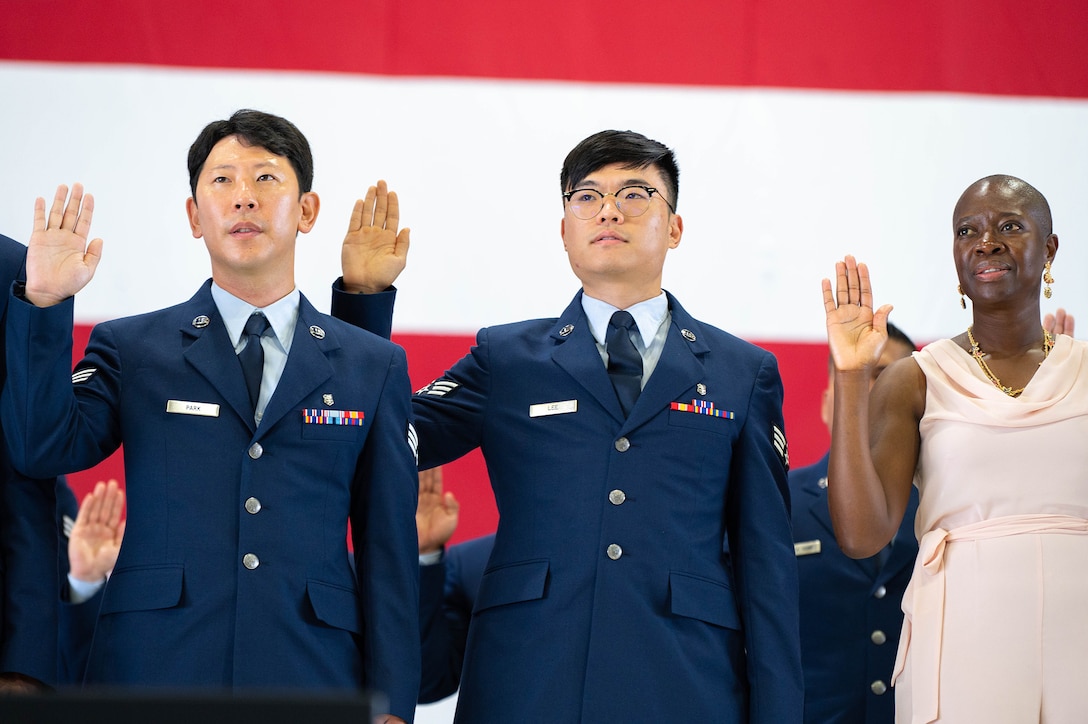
left=69, top=480, right=126, bottom=584
left=821, top=255, right=894, bottom=372
left=342, top=180, right=411, bottom=294
left=416, top=466, right=459, bottom=554
left=1044, top=308, right=1075, bottom=338
left=25, top=184, right=103, bottom=307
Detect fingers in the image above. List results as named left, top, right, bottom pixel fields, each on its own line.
left=101, top=479, right=124, bottom=527
left=63, top=184, right=84, bottom=233
left=821, top=277, right=836, bottom=314
left=1045, top=308, right=1075, bottom=337
left=73, top=191, right=95, bottom=241
left=385, top=189, right=399, bottom=230
left=826, top=255, right=875, bottom=310
left=33, top=196, right=47, bottom=232
left=350, top=181, right=401, bottom=232
left=372, top=180, right=389, bottom=227
left=442, top=491, right=460, bottom=515
left=857, top=261, right=873, bottom=310
left=47, top=185, right=70, bottom=232
left=418, top=466, right=442, bottom=495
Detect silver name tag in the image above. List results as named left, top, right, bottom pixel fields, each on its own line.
left=794, top=540, right=822, bottom=556
left=166, top=400, right=221, bottom=417
left=529, top=400, right=578, bottom=417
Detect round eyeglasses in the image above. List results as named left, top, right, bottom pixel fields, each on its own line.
left=562, top=185, right=675, bottom=220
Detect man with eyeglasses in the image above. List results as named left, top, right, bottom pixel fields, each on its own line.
left=333, top=130, right=802, bottom=723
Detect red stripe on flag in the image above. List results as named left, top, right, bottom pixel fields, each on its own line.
left=3, top=1, right=1086, bottom=98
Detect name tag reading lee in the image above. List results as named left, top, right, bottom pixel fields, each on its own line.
left=529, top=400, right=578, bottom=418
left=166, top=400, right=220, bottom=418
left=794, top=540, right=822, bottom=556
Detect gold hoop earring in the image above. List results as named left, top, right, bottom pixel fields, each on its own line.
left=958, top=284, right=966, bottom=309
left=1043, top=261, right=1054, bottom=299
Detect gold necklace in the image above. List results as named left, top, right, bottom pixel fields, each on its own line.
left=966, top=326, right=1054, bottom=397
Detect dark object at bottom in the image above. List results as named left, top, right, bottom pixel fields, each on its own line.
left=0, top=688, right=383, bottom=724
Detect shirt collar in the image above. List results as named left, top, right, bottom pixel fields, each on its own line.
left=211, top=282, right=300, bottom=354
left=581, top=291, right=668, bottom=349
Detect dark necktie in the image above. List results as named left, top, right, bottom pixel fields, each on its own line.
left=606, top=310, right=642, bottom=416
left=238, top=313, right=270, bottom=412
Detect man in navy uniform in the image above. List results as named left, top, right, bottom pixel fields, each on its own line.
left=1, top=110, right=419, bottom=723
left=335, top=130, right=802, bottom=723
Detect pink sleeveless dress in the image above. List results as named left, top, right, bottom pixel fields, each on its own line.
left=893, top=335, right=1088, bottom=723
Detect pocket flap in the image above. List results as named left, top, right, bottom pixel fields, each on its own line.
left=474, top=559, right=549, bottom=613
left=668, top=570, right=740, bottom=630
left=307, top=579, right=363, bottom=634
left=99, top=565, right=184, bottom=615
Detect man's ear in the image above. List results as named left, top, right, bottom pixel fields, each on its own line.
left=297, top=192, right=320, bottom=234
left=186, top=197, right=202, bottom=239
left=668, top=214, right=683, bottom=249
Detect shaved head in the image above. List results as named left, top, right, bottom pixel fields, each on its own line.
left=956, top=175, right=1053, bottom=237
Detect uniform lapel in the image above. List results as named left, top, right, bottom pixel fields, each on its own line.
left=180, top=282, right=256, bottom=429
left=257, top=295, right=336, bottom=435
left=624, top=293, right=705, bottom=430
left=550, top=293, right=627, bottom=423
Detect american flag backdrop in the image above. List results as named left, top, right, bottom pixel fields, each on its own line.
left=2, top=1, right=1087, bottom=545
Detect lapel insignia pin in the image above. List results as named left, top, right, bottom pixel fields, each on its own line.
left=323, top=394, right=334, bottom=406
left=192, top=315, right=210, bottom=328
left=681, top=329, right=696, bottom=342
left=696, top=383, right=707, bottom=395
left=559, top=324, right=574, bottom=337
left=309, top=325, right=325, bottom=339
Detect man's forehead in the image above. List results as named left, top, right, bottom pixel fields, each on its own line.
left=577, top=162, right=663, bottom=187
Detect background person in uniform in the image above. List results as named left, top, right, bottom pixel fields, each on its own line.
left=791, top=323, right=918, bottom=723
left=822, top=175, right=1088, bottom=723
left=0, top=110, right=420, bottom=723
left=414, top=466, right=492, bottom=705
left=57, top=480, right=125, bottom=686
left=334, top=129, right=801, bottom=723
left=0, top=233, right=59, bottom=693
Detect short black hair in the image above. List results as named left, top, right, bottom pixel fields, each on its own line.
left=886, top=321, right=916, bottom=352
left=187, top=109, right=314, bottom=199
left=560, top=130, right=679, bottom=211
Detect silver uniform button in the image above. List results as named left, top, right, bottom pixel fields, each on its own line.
left=614, top=437, right=630, bottom=452
left=245, top=497, right=262, bottom=514
left=818, top=476, right=828, bottom=489
left=870, top=680, right=887, bottom=696
left=606, top=544, right=623, bottom=560
left=874, top=585, right=887, bottom=599
left=242, top=553, right=260, bottom=570
left=248, top=442, right=263, bottom=459
left=871, top=630, right=887, bottom=645
left=608, top=489, right=626, bottom=505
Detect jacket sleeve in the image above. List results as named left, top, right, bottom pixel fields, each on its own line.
left=350, top=344, right=421, bottom=721
left=2, top=292, right=121, bottom=477
left=329, top=279, right=395, bottom=341
left=0, top=468, right=58, bottom=685
left=725, top=351, right=803, bottom=723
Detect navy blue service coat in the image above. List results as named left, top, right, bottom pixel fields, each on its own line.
left=790, top=452, right=919, bottom=724
left=339, top=288, right=802, bottom=724
left=2, top=281, right=420, bottom=719
left=0, top=234, right=58, bottom=686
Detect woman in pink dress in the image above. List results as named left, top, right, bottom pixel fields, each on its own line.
left=821, top=175, right=1088, bottom=724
